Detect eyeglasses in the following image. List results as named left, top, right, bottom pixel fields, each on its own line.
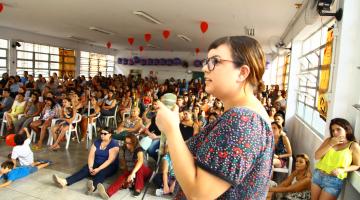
left=100, top=131, right=109, bottom=135
left=201, top=56, right=243, bottom=71
left=125, top=142, right=133, bottom=145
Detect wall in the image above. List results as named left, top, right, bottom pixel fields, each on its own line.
left=115, top=50, right=206, bottom=83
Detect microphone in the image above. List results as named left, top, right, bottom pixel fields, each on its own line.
left=158, top=93, right=177, bottom=158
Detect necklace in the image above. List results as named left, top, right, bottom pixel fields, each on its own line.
left=100, top=141, right=110, bottom=150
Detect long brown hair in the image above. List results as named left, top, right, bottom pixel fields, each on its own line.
left=124, top=133, right=140, bottom=149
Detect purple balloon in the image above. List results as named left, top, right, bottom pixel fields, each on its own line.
left=117, top=58, right=123, bottom=64
left=153, top=59, right=159, bottom=65
left=129, top=59, right=134, bottom=65
left=166, top=59, right=173, bottom=66
left=160, top=58, right=166, bottom=65
left=123, top=58, right=128, bottom=65
left=133, top=56, right=141, bottom=63
left=141, top=59, right=147, bottom=65
left=173, top=58, right=181, bottom=65
left=194, top=60, right=202, bottom=67
left=147, top=58, right=154, bottom=65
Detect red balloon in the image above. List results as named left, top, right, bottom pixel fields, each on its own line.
left=128, top=37, right=134, bottom=45
left=106, top=41, right=112, bottom=49
left=139, top=46, right=144, bottom=52
left=162, top=30, right=170, bottom=39
left=200, top=21, right=208, bottom=33
left=0, top=3, right=4, bottom=13
left=6, top=134, right=16, bottom=147
left=144, top=33, right=152, bottom=42
left=195, top=48, right=200, bottom=54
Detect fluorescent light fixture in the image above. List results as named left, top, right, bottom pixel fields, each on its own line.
left=177, top=34, right=192, bottom=42
left=89, top=26, right=114, bottom=35
left=68, top=36, right=95, bottom=43
left=133, top=11, right=162, bottom=24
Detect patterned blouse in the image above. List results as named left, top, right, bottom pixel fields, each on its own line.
left=174, top=107, right=274, bottom=200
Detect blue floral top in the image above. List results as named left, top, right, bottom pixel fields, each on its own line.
left=174, top=107, right=274, bottom=200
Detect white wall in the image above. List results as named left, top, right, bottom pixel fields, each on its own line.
left=115, top=50, right=206, bottom=83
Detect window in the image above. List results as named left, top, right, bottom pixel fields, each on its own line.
left=80, top=51, right=114, bottom=78
left=295, top=20, right=335, bottom=137
left=16, top=42, right=75, bottom=78
left=0, top=39, right=9, bottom=75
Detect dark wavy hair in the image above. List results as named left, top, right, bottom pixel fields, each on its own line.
left=329, top=118, right=356, bottom=141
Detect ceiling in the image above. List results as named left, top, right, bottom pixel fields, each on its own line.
left=0, top=0, right=303, bottom=53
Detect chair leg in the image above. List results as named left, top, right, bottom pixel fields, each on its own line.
left=0, top=122, right=4, bottom=137
left=65, top=129, right=71, bottom=149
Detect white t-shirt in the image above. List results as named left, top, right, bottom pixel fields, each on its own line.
left=11, top=138, right=34, bottom=166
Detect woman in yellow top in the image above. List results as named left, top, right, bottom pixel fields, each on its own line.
left=312, top=118, right=360, bottom=200
left=4, top=92, right=26, bottom=130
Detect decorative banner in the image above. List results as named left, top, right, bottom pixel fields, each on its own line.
left=0, top=3, right=4, bottom=13
left=106, top=41, right=112, bottom=49
left=317, top=26, right=334, bottom=121
left=144, top=33, right=152, bottom=42
left=118, top=57, right=184, bottom=66
left=162, top=30, right=170, bottom=39
left=59, top=48, right=76, bottom=78
left=128, top=37, right=135, bottom=45
left=200, top=21, right=208, bottom=33
left=282, top=54, right=290, bottom=90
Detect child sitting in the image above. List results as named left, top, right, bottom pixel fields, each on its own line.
left=153, top=147, right=176, bottom=196
left=0, top=160, right=50, bottom=188
left=11, top=127, right=33, bottom=167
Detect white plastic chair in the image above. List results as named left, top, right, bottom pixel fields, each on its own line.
left=102, top=105, right=118, bottom=128
left=65, top=113, right=82, bottom=149
left=273, top=156, right=293, bottom=177
left=30, top=116, right=41, bottom=143
left=86, top=112, right=101, bottom=149
left=46, top=118, right=61, bottom=146
left=0, top=114, right=7, bottom=136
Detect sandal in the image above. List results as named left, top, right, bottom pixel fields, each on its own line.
left=32, top=145, right=43, bottom=151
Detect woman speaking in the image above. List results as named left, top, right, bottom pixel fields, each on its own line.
left=155, top=36, right=274, bottom=199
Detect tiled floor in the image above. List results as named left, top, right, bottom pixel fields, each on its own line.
left=0, top=138, right=171, bottom=200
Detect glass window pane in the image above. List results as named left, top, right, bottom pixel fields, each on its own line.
left=50, top=62, right=60, bottom=70
left=0, top=49, right=6, bottom=57
left=0, top=39, right=8, bottom=48
left=0, top=59, right=6, bottom=67
left=35, top=70, right=49, bottom=78
left=35, top=61, right=49, bottom=69
left=297, top=102, right=304, bottom=118
left=304, top=105, right=313, bottom=125
left=50, top=47, right=59, bottom=54
left=17, top=60, right=33, bottom=68
left=312, top=111, right=326, bottom=135
left=17, top=51, right=33, bottom=60
left=34, top=44, right=49, bottom=53
left=50, top=55, right=59, bottom=62
left=35, top=53, right=49, bottom=61
left=0, top=68, right=8, bottom=75
left=81, top=51, right=89, bottom=58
